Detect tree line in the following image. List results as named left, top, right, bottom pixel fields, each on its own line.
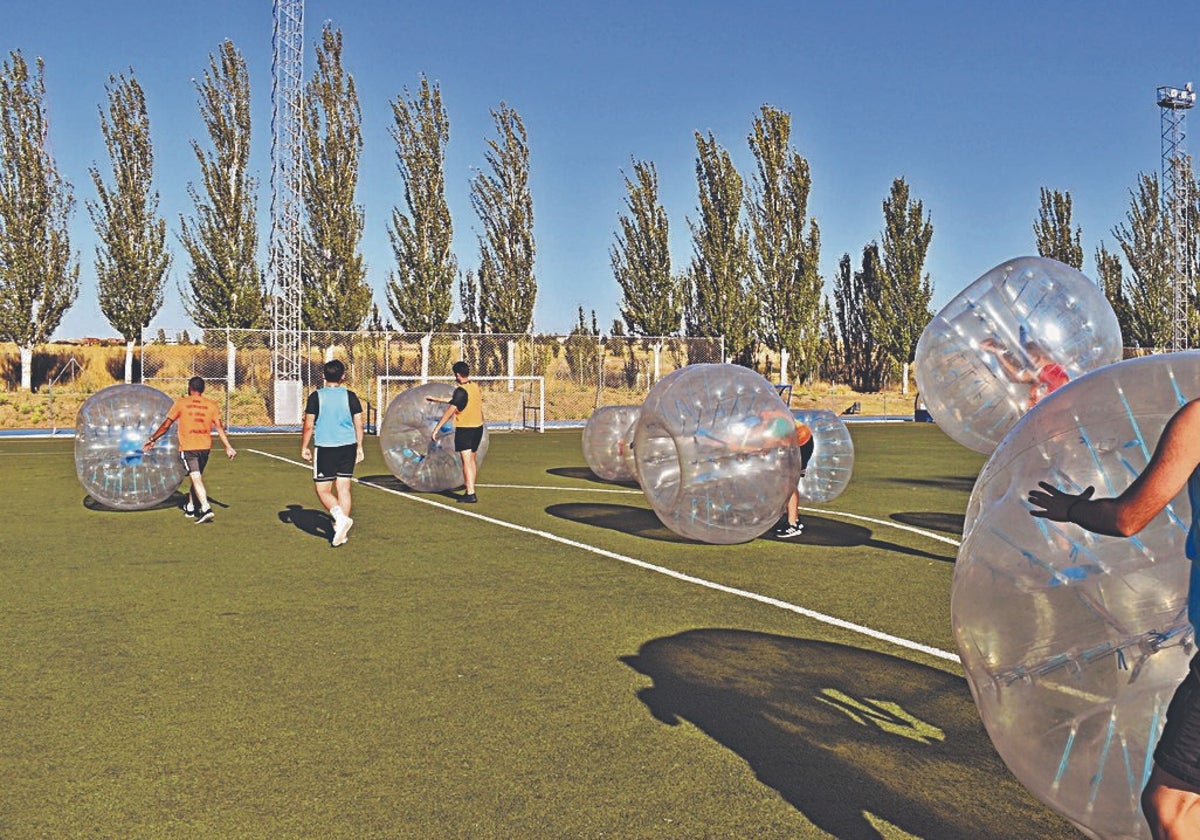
left=0, top=34, right=1196, bottom=392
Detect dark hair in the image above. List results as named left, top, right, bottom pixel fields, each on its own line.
left=452, top=361, right=469, bottom=378
left=188, top=376, right=205, bottom=394
left=323, top=359, right=346, bottom=383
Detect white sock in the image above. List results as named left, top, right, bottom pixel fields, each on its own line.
left=331, top=505, right=345, bottom=522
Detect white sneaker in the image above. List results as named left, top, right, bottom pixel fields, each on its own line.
left=332, top=516, right=354, bottom=547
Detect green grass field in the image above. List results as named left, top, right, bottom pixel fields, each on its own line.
left=1, top=425, right=1083, bottom=839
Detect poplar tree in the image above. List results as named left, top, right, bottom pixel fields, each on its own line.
left=1094, top=241, right=1135, bottom=345
left=465, top=102, right=536, bottom=334
left=87, top=71, right=170, bottom=381
left=836, top=246, right=890, bottom=391
left=386, top=75, right=455, bottom=333
left=1033, top=187, right=1084, bottom=269
left=684, top=130, right=753, bottom=364
left=302, top=24, right=369, bottom=333
left=178, top=40, right=264, bottom=332
left=1111, top=174, right=1176, bottom=349
left=610, top=158, right=681, bottom=336
left=876, top=177, right=933, bottom=393
left=0, top=51, right=78, bottom=390
left=746, top=105, right=822, bottom=381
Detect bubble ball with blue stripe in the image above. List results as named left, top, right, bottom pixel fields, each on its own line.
left=953, top=352, right=1200, bottom=839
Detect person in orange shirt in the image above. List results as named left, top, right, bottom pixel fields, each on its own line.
left=144, top=376, right=237, bottom=523
left=774, top=420, right=815, bottom=539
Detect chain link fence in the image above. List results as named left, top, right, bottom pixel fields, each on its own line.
left=138, top=329, right=725, bottom=430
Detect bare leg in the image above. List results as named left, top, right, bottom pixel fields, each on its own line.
left=786, top=489, right=800, bottom=527
left=314, top=480, right=340, bottom=516
left=1143, top=765, right=1200, bottom=839
left=333, top=476, right=353, bottom=519
left=461, top=450, right=478, bottom=495
left=189, top=471, right=209, bottom=510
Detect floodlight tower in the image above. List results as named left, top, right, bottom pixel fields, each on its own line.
left=269, top=0, right=304, bottom=422
left=1158, top=82, right=1196, bottom=352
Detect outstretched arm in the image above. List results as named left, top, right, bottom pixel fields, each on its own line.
left=143, top=417, right=175, bottom=450
left=1029, top=400, right=1200, bottom=536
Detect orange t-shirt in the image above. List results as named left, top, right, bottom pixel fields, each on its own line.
left=167, top=395, right=222, bottom=451
left=795, top=421, right=813, bottom=446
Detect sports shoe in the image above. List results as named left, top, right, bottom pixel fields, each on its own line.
left=332, top=516, right=354, bottom=547
left=774, top=522, right=803, bottom=539
left=457, top=493, right=478, bottom=504
left=195, top=508, right=214, bottom=524
left=183, top=503, right=195, bottom=518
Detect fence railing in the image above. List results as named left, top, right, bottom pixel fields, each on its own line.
left=136, top=329, right=725, bottom=430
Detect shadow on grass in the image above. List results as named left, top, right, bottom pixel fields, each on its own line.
left=886, top=475, right=978, bottom=494
left=545, top=502, right=687, bottom=542
left=83, top=491, right=191, bottom=513
left=546, top=466, right=638, bottom=488
left=771, top=515, right=956, bottom=562
left=358, top=474, right=462, bottom=501
left=623, top=629, right=1075, bottom=840
left=279, top=504, right=333, bottom=542
left=892, top=511, right=966, bottom=536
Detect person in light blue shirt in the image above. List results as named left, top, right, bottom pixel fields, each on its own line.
left=301, top=359, right=364, bottom=547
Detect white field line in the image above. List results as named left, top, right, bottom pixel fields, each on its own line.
left=249, top=449, right=961, bottom=664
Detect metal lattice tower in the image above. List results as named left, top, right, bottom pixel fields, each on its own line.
left=269, top=0, right=304, bottom=422
left=1158, top=83, right=1196, bottom=352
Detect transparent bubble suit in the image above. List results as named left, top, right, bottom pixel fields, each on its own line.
left=915, top=256, right=1122, bottom=454
left=790, top=408, right=854, bottom=503
left=75, top=383, right=186, bottom=510
left=953, top=352, right=1200, bottom=840
left=633, top=364, right=804, bottom=544
left=582, top=404, right=641, bottom=483
left=379, top=381, right=489, bottom=492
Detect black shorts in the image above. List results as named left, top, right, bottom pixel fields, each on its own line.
left=455, top=426, right=484, bottom=452
left=313, top=443, right=358, bottom=482
left=1154, top=651, right=1200, bottom=786
left=180, top=449, right=210, bottom=474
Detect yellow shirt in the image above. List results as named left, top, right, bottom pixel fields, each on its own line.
left=454, top=381, right=484, bottom=428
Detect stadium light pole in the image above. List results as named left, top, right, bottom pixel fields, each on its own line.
left=1157, top=82, right=1196, bottom=352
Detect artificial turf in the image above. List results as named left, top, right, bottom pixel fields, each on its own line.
left=0, top=425, right=1082, bottom=838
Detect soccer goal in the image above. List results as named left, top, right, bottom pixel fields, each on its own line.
left=375, top=375, right=545, bottom=432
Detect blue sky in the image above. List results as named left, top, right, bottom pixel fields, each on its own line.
left=6, top=1, right=1198, bottom=340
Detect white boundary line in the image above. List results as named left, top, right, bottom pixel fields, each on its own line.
left=249, top=449, right=961, bottom=664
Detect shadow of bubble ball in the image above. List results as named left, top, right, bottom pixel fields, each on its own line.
left=633, top=364, right=804, bottom=544
left=790, top=409, right=854, bottom=503
left=914, top=256, right=1122, bottom=454
left=75, top=383, right=186, bottom=510
left=582, top=404, right=641, bottom=483
left=379, top=381, right=489, bottom=492
left=952, top=352, right=1200, bottom=840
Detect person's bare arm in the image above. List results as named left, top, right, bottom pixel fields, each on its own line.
left=353, top=411, right=365, bottom=463
left=213, top=418, right=237, bottom=460
left=300, top=414, right=316, bottom=462
left=1029, top=400, right=1200, bottom=536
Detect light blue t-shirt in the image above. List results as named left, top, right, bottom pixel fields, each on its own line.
left=309, top=386, right=359, bottom=447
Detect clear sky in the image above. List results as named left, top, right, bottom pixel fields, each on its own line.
left=5, top=0, right=1198, bottom=340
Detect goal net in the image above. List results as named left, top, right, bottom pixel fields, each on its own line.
left=375, top=375, right=545, bottom=432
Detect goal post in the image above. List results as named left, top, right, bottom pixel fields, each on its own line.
left=375, top=375, right=545, bottom=433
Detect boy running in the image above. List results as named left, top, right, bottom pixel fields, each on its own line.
left=301, top=360, right=365, bottom=547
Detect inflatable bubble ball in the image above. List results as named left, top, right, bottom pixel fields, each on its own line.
left=582, top=405, right=641, bottom=483
left=633, top=364, right=805, bottom=544
left=75, top=383, right=187, bottom=510
left=914, top=255, right=1122, bottom=455
left=790, top=409, right=854, bottom=503
left=953, top=352, right=1200, bottom=840
left=379, top=381, right=489, bottom=492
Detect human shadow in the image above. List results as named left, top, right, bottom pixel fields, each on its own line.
left=546, top=466, right=638, bottom=488
left=623, top=629, right=1077, bottom=839
left=279, top=504, right=333, bottom=542
left=892, top=511, right=966, bottom=537
left=84, top=490, right=191, bottom=513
